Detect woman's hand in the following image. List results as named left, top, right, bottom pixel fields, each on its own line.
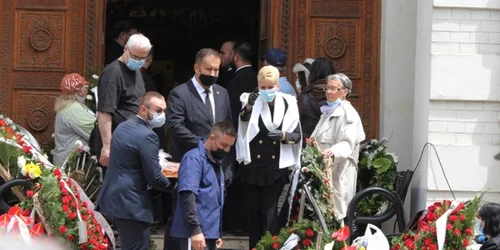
left=323, top=148, right=335, bottom=158
left=216, top=238, right=223, bottom=249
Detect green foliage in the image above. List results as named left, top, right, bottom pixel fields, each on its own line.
left=0, top=141, right=20, bottom=176
left=357, top=139, right=398, bottom=216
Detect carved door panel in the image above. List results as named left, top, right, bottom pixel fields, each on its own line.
left=282, top=0, right=380, bottom=139
left=0, top=0, right=103, bottom=148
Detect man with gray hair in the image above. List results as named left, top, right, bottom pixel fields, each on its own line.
left=91, top=33, right=152, bottom=170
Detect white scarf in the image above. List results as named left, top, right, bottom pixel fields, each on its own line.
left=236, top=92, right=302, bottom=169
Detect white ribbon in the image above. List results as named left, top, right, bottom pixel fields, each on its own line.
left=60, top=179, right=88, bottom=244
left=436, top=201, right=459, bottom=250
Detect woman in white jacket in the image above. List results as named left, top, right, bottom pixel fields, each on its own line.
left=310, top=73, right=365, bottom=221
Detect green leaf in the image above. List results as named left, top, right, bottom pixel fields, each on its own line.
left=372, top=158, right=392, bottom=171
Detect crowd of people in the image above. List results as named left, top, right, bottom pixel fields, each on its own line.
left=52, top=25, right=367, bottom=249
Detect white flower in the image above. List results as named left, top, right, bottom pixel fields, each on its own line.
left=0, top=114, right=3, bottom=119
left=75, top=140, right=83, bottom=147
left=42, top=153, right=49, bottom=159
left=83, top=146, right=90, bottom=152
left=5, top=118, right=13, bottom=124
left=86, top=95, right=93, bottom=100
left=21, top=165, right=28, bottom=176
left=92, top=74, right=99, bottom=80
left=17, top=156, right=26, bottom=169
left=90, top=155, right=97, bottom=162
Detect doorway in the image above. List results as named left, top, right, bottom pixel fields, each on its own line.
left=105, top=0, right=261, bottom=96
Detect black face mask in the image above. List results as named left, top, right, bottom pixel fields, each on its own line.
left=211, top=148, right=228, bottom=161
left=199, top=74, right=218, bottom=87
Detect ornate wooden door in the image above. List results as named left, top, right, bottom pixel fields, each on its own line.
left=0, top=0, right=104, bottom=148
left=276, top=0, right=381, bottom=139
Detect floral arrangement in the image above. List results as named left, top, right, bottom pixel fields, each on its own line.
left=391, top=195, right=482, bottom=250
left=0, top=114, right=111, bottom=249
left=289, top=138, right=337, bottom=225
left=85, top=65, right=104, bottom=113
left=356, top=139, right=398, bottom=216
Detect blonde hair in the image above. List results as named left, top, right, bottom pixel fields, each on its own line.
left=257, top=66, right=279, bottom=86
left=54, top=94, right=81, bottom=112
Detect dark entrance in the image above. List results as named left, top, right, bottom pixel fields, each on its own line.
left=105, top=0, right=260, bottom=96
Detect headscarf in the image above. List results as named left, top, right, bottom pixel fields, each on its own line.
left=60, top=73, right=88, bottom=95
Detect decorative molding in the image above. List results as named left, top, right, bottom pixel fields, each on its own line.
left=280, top=0, right=292, bottom=54
left=69, top=0, right=80, bottom=73
left=16, top=11, right=65, bottom=70
left=0, top=0, right=14, bottom=115
left=13, top=74, right=62, bottom=89
left=434, top=0, right=500, bottom=10
left=27, top=108, right=50, bottom=131
left=17, top=0, right=65, bottom=6
left=16, top=92, right=57, bottom=147
left=84, top=0, right=98, bottom=76
left=362, top=0, right=374, bottom=138
left=325, top=36, right=346, bottom=59
left=311, top=0, right=362, bottom=18
left=297, top=0, right=307, bottom=62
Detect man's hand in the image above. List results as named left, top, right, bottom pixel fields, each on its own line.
left=247, top=89, right=259, bottom=107
left=99, top=145, right=110, bottom=167
left=323, top=148, right=335, bottom=157
left=216, top=238, right=223, bottom=249
left=191, top=233, right=206, bottom=250
left=267, top=130, right=284, bottom=142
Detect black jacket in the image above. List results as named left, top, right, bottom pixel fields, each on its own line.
left=297, top=79, right=327, bottom=142
left=481, top=235, right=500, bottom=250
left=227, top=66, right=258, bottom=130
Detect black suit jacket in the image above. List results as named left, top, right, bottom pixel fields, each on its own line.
left=96, top=117, right=171, bottom=224
left=227, top=66, right=258, bottom=130
left=166, top=79, right=232, bottom=162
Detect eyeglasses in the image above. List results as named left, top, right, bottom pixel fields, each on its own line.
left=127, top=49, right=148, bottom=61
left=323, top=87, right=344, bottom=93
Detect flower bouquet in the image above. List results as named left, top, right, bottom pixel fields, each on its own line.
left=391, top=195, right=482, bottom=250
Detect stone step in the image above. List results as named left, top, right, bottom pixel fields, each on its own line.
left=151, top=233, right=249, bottom=250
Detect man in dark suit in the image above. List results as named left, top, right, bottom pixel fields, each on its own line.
left=96, top=91, right=174, bottom=250
left=226, top=41, right=258, bottom=130
left=217, top=40, right=236, bottom=89
left=166, top=48, right=232, bottom=162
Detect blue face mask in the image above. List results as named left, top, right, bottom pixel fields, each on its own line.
left=327, top=98, right=341, bottom=107
left=259, top=88, right=277, bottom=102
left=476, top=219, right=485, bottom=235
left=126, top=58, right=145, bottom=71
left=147, top=110, right=166, bottom=128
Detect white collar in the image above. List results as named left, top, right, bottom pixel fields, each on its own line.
left=235, top=65, right=252, bottom=73
left=191, top=76, right=213, bottom=96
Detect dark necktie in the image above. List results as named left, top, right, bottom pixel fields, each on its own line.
left=204, top=89, right=214, bottom=123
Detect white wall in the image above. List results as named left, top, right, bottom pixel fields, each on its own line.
left=428, top=1, right=500, bottom=203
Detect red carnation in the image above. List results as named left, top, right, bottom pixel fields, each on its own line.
left=53, top=169, right=62, bottom=178
left=459, top=215, right=466, bottom=221
left=59, top=225, right=67, bottom=234
left=26, top=190, right=35, bottom=198
left=449, top=215, right=457, bottom=222
left=393, top=243, right=400, bottom=250
left=302, top=238, right=312, bottom=246
left=272, top=235, right=278, bottom=241
left=425, top=238, right=432, bottom=246
left=83, top=201, right=88, bottom=208
left=22, top=209, right=30, bottom=216
left=465, top=228, right=473, bottom=235
left=272, top=242, right=280, bottom=249
left=22, top=145, right=31, bottom=154
left=67, top=235, right=75, bottom=241
left=446, top=224, right=453, bottom=230
left=68, top=212, right=77, bottom=220
left=453, top=229, right=461, bottom=236
left=62, top=204, right=69, bottom=212
left=463, top=238, right=469, bottom=247
left=306, top=228, right=314, bottom=237
left=430, top=244, right=437, bottom=250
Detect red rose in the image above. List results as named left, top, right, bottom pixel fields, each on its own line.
left=392, top=243, right=400, bottom=250
left=53, top=169, right=62, bottom=178
left=459, top=215, right=466, bottom=221
left=59, top=225, right=67, bottom=234
left=272, top=242, right=280, bottom=249
left=463, top=238, right=469, bottom=247
left=272, top=235, right=278, bottom=240
left=446, top=224, right=453, bottom=230
left=465, top=228, right=473, bottom=235
left=430, top=244, right=437, bottom=250
left=453, top=229, right=461, bottom=236
left=67, top=235, right=75, bottom=241
left=83, top=201, right=88, bottom=208
left=62, top=204, right=69, bottom=212
left=306, top=228, right=314, bottom=237
left=26, top=190, right=35, bottom=198
left=449, top=215, right=457, bottom=222
left=68, top=212, right=77, bottom=220
left=302, top=238, right=312, bottom=246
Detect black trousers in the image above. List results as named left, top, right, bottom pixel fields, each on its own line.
left=166, top=237, right=217, bottom=250
left=114, top=218, right=150, bottom=250
left=243, top=181, right=287, bottom=249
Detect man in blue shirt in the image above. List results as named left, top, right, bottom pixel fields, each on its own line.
left=168, top=121, right=237, bottom=250
left=261, top=48, right=297, bottom=97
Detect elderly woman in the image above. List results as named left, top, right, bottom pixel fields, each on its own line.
left=310, top=73, right=365, bottom=222
left=478, top=203, right=500, bottom=249
left=53, top=73, right=96, bottom=166
left=236, top=66, right=302, bottom=249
